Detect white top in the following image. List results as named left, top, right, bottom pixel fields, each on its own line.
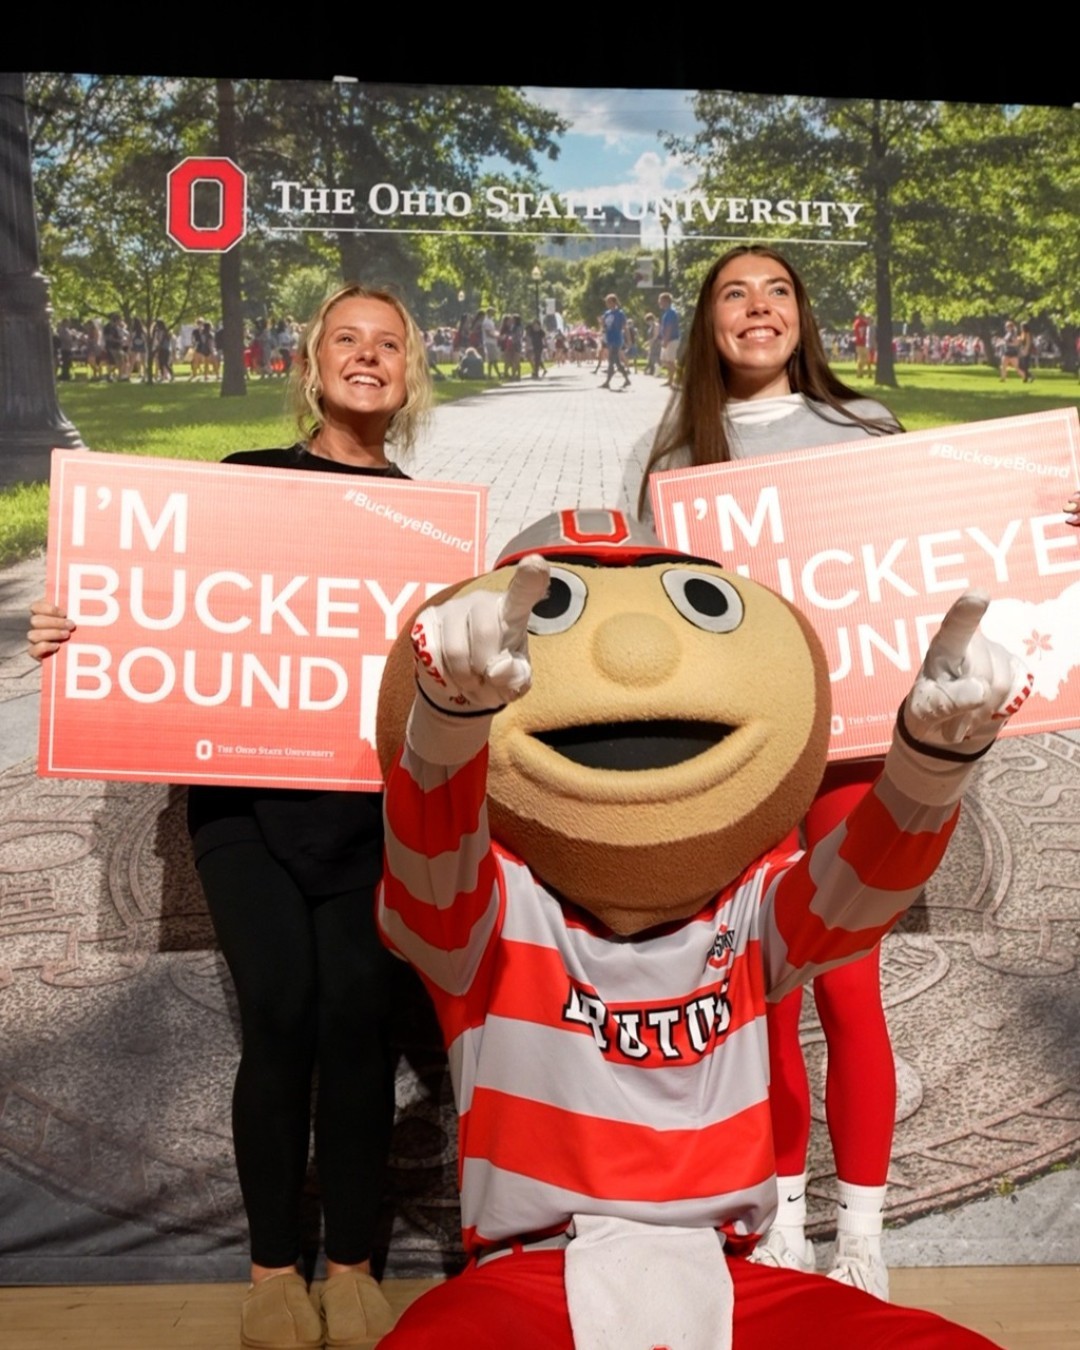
left=639, top=393, right=897, bottom=523
left=655, top=393, right=896, bottom=471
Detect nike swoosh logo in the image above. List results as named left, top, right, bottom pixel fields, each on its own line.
left=786, top=1192, right=806, bottom=1203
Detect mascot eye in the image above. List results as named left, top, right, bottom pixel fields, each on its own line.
left=661, top=569, right=744, bottom=633
left=527, top=567, right=588, bottom=635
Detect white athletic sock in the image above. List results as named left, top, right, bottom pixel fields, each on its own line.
left=835, top=1180, right=886, bottom=1252
left=772, top=1172, right=808, bottom=1241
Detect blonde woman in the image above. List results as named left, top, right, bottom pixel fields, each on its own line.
left=30, top=285, right=432, bottom=1350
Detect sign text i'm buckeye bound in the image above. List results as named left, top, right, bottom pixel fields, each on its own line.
left=649, top=409, right=1080, bottom=759
left=38, top=451, right=486, bottom=789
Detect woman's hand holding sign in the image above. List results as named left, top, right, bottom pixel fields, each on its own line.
left=27, top=600, right=73, bottom=661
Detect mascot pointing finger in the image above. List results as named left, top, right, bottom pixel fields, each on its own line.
left=376, top=509, right=1026, bottom=1350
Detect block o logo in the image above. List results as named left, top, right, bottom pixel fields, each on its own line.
left=558, top=508, right=631, bottom=547
left=167, top=157, right=247, bottom=253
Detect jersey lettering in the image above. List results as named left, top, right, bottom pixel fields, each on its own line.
left=562, top=980, right=733, bottom=1064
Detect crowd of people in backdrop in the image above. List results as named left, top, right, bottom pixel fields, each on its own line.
left=442, top=302, right=661, bottom=383
left=54, top=305, right=1067, bottom=391
left=823, top=322, right=1060, bottom=374
left=440, top=306, right=1065, bottom=385
left=52, top=314, right=304, bottom=383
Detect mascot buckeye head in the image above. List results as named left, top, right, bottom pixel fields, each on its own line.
left=378, top=508, right=830, bottom=933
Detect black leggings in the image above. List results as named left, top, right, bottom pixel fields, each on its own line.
left=197, top=835, right=398, bottom=1268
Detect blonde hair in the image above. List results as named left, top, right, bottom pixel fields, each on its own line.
left=290, top=284, right=432, bottom=455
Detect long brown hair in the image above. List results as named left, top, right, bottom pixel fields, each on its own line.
left=638, top=246, right=898, bottom=514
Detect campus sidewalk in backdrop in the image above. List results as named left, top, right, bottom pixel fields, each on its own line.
left=0, top=363, right=672, bottom=771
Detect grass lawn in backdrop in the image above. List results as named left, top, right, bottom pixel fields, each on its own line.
left=0, top=366, right=499, bottom=564
left=2, top=362, right=1077, bottom=566
left=831, top=361, right=1080, bottom=432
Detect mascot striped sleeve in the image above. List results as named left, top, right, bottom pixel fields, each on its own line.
left=380, top=727, right=965, bottom=1255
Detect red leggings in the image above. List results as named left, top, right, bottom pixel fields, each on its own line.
left=768, top=761, right=896, bottom=1183
left=381, top=1250, right=999, bottom=1348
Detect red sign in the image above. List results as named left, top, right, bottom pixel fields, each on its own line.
left=39, top=452, right=486, bottom=789
left=649, top=409, right=1080, bottom=759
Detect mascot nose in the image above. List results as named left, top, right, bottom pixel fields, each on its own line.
left=591, top=612, right=680, bottom=686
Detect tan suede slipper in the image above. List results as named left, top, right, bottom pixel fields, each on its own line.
left=318, top=1270, right=396, bottom=1349
left=241, top=1272, right=322, bottom=1349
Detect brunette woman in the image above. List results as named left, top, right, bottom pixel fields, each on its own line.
left=640, top=245, right=899, bottom=1300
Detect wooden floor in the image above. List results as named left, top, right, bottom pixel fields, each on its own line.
left=2, top=1268, right=1077, bottom=1349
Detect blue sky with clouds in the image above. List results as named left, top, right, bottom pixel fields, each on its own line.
left=521, top=87, right=701, bottom=196
left=481, top=87, right=704, bottom=246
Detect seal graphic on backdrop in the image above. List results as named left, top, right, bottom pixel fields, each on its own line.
left=2, top=736, right=1078, bottom=1262
left=802, top=730, right=1080, bottom=1234
left=0, top=766, right=460, bottom=1270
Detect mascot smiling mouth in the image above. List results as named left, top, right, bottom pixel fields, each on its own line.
left=534, top=719, right=735, bottom=771
left=377, top=508, right=830, bottom=925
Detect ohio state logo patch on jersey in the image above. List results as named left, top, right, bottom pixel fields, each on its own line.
left=708, top=924, right=735, bottom=971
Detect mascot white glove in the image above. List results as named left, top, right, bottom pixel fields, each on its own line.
left=901, top=589, right=1032, bottom=754
left=411, top=554, right=551, bottom=716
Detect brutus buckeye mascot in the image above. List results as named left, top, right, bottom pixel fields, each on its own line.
left=375, top=509, right=1025, bottom=1350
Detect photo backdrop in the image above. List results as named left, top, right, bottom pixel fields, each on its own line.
left=1, top=74, right=1079, bottom=1282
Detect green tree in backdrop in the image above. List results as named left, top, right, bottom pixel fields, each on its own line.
left=667, top=95, right=1080, bottom=381
left=27, top=74, right=218, bottom=333
left=26, top=75, right=569, bottom=383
